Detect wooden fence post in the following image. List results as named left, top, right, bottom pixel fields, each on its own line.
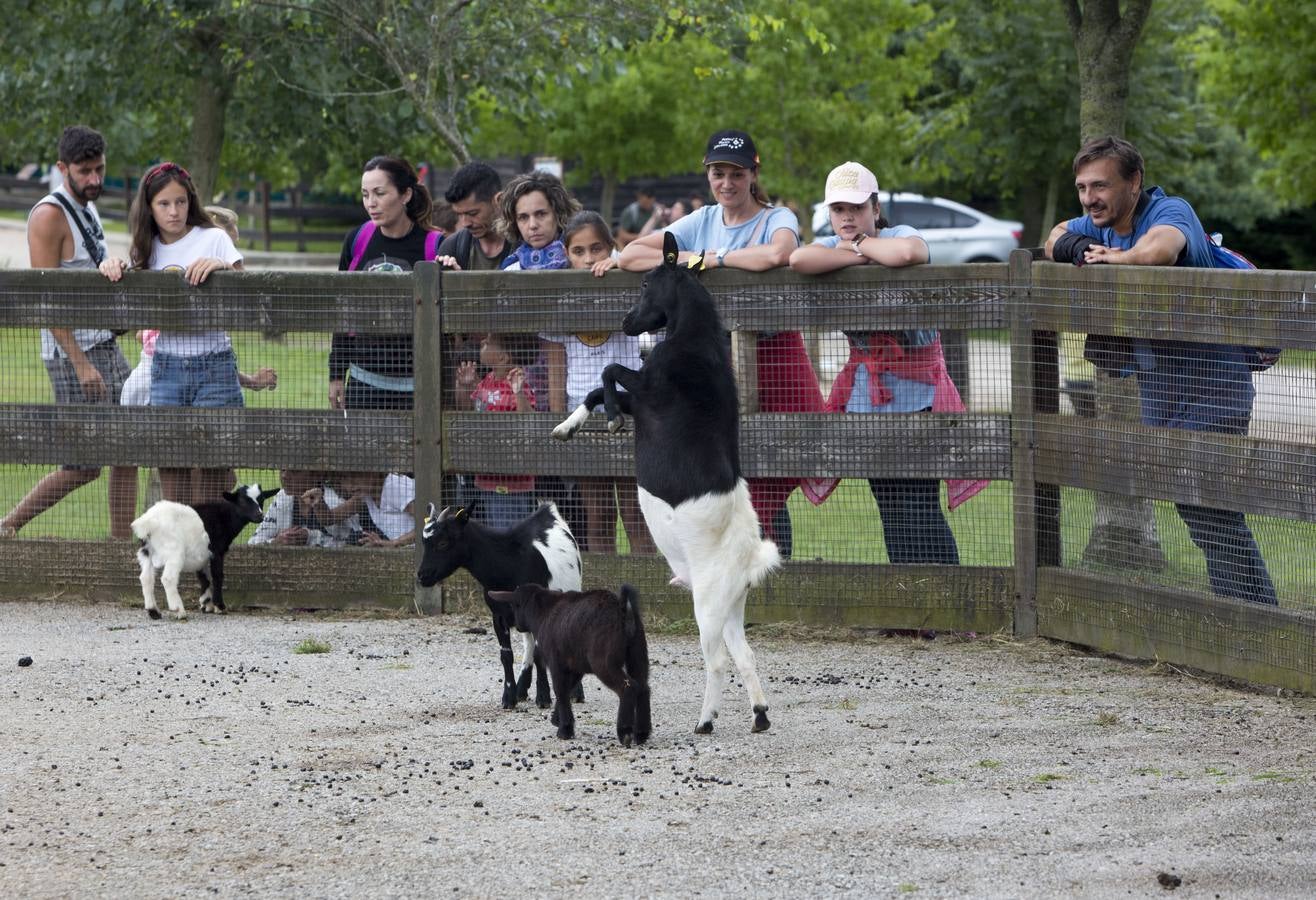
left=413, top=261, right=443, bottom=614
left=1010, top=249, right=1039, bottom=635
left=292, top=187, right=306, bottom=253
left=261, top=180, right=272, bottom=252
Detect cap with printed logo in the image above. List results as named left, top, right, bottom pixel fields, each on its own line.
left=702, top=130, right=760, bottom=169
left=823, top=161, right=880, bottom=206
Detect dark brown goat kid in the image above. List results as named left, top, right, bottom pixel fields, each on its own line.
left=489, top=583, right=651, bottom=747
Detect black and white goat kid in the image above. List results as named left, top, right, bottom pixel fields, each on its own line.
left=490, top=583, right=651, bottom=747
left=132, top=484, right=277, bottom=619
left=552, top=231, right=779, bottom=734
left=417, top=502, right=582, bottom=709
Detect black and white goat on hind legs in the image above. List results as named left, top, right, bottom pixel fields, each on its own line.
left=552, top=230, right=779, bottom=734
left=132, top=484, right=277, bottom=619
left=416, top=502, right=583, bottom=710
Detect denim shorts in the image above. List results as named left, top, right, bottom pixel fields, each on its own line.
left=149, top=349, right=244, bottom=408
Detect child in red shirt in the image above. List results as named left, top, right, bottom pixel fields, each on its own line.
left=455, top=332, right=540, bottom=528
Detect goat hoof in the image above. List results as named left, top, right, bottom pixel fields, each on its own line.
left=551, top=426, right=574, bottom=441
left=536, top=696, right=552, bottom=710
left=501, top=685, right=518, bottom=709
left=147, top=608, right=162, bottom=620
left=174, top=612, right=188, bottom=621
left=619, top=730, right=633, bottom=748
left=607, top=417, right=625, bottom=434
left=695, top=721, right=714, bottom=735
left=556, top=726, right=574, bottom=740
left=635, top=729, right=651, bottom=745
left=752, top=709, right=771, bottom=733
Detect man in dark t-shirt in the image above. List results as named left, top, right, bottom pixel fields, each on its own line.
left=436, top=162, right=510, bottom=271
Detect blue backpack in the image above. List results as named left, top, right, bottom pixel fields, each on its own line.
left=1206, top=233, right=1281, bottom=372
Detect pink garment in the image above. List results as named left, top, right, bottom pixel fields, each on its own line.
left=138, top=329, right=160, bottom=357
left=471, top=372, right=535, bottom=494
left=752, top=331, right=826, bottom=537
left=820, top=334, right=988, bottom=510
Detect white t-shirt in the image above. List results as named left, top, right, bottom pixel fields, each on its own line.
left=537, top=331, right=643, bottom=409
left=248, top=485, right=362, bottom=548
left=365, top=474, right=415, bottom=541
left=151, top=226, right=243, bottom=357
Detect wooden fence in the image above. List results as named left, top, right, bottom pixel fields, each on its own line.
left=0, top=253, right=1312, bottom=694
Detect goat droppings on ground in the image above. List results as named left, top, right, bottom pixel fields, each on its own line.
left=293, top=639, right=331, bottom=655
left=18, top=656, right=33, bottom=667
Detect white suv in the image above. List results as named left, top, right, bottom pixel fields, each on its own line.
left=812, top=192, right=1023, bottom=263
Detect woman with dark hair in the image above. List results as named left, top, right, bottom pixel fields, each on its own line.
left=618, top=129, right=826, bottom=557
left=101, top=161, right=244, bottom=503
left=329, top=155, right=443, bottom=410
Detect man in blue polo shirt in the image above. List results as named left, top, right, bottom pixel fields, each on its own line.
left=1046, top=135, right=1276, bottom=606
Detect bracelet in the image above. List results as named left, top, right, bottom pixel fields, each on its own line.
left=851, top=234, right=869, bottom=256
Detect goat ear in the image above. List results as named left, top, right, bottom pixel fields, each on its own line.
left=662, top=230, right=678, bottom=266
left=487, top=589, right=516, bottom=604
left=258, top=489, right=279, bottom=503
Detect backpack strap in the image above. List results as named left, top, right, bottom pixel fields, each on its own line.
left=424, top=228, right=443, bottom=261
left=348, top=221, right=377, bottom=271
left=51, top=192, right=106, bottom=266
left=454, top=228, right=474, bottom=268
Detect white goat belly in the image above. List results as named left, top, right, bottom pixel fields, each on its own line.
left=637, top=479, right=774, bottom=588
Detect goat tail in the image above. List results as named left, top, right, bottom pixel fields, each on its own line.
left=620, top=584, right=650, bottom=684
left=746, top=538, right=782, bottom=589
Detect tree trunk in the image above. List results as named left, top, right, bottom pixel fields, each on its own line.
left=1081, top=369, right=1165, bottom=570
left=1039, top=168, right=1061, bottom=246
left=598, top=173, right=618, bottom=230
left=187, top=26, right=235, bottom=203
left=1063, top=0, right=1166, bottom=571
left=1063, top=0, right=1154, bottom=142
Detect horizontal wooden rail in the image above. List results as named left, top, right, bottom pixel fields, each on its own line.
left=442, top=411, right=1012, bottom=480
left=1037, top=567, right=1316, bottom=694
left=1033, top=414, right=1316, bottom=521
left=440, top=264, right=1012, bottom=333
left=1031, top=262, right=1316, bottom=349
left=0, top=406, right=413, bottom=471
left=0, top=269, right=414, bottom=332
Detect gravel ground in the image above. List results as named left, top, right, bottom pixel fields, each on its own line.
left=2, top=599, right=1314, bottom=899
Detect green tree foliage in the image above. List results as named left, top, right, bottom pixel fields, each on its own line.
left=1191, top=0, right=1316, bottom=206
left=500, top=0, right=948, bottom=216
left=293, top=0, right=678, bottom=167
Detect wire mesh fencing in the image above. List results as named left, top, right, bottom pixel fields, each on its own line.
left=0, top=256, right=1313, bottom=692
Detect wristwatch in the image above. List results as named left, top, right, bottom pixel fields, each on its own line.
left=715, top=247, right=728, bottom=266
left=851, top=234, right=870, bottom=256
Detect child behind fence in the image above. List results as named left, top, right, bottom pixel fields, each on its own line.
left=540, top=212, right=654, bottom=554
left=789, top=161, right=987, bottom=564
left=454, top=332, right=541, bottom=529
